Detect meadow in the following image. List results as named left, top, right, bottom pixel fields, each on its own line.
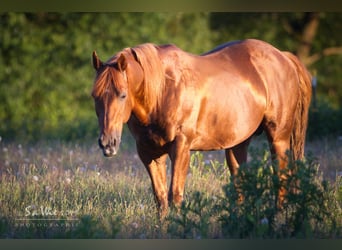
left=0, top=135, right=341, bottom=239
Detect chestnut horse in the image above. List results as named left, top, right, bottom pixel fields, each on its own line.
left=91, top=39, right=311, bottom=217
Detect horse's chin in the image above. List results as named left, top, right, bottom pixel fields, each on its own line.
left=102, top=147, right=118, bottom=157
left=103, top=153, right=115, bottom=158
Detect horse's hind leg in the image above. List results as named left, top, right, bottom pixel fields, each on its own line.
left=225, top=138, right=251, bottom=203
left=225, top=138, right=251, bottom=176
left=263, top=121, right=292, bottom=207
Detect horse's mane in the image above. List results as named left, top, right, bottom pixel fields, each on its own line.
left=92, top=43, right=165, bottom=112
left=131, top=43, right=165, bottom=112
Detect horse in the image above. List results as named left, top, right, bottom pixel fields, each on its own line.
left=91, top=39, right=312, bottom=217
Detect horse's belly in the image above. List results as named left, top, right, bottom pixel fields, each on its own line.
left=190, top=132, right=242, bottom=151
left=190, top=138, right=232, bottom=151
left=187, top=108, right=264, bottom=151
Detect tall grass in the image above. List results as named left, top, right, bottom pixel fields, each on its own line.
left=0, top=139, right=341, bottom=238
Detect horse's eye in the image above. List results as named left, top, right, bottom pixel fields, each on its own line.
left=119, top=92, right=127, bottom=99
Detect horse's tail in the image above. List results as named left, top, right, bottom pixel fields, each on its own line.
left=283, top=52, right=312, bottom=161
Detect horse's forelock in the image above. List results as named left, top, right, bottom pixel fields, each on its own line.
left=92, top=65, right=126, bottom=98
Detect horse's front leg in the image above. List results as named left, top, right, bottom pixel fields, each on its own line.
left=136, top=146, right=169, bottom=218
left=168, top=135, right=191, bottom=208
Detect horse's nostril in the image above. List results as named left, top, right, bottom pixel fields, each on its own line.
left=98, top=135, right=107, bottom=149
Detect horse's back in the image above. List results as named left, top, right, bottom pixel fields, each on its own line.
left=202, top=39, right=278, bottom=56
left=201, top=40, right=243, bottom=55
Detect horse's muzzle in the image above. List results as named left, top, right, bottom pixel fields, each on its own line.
left=98, top=134, right=120, bottom=157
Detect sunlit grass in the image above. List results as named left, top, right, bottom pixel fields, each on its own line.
left=0, top=138, right=341, bottom=238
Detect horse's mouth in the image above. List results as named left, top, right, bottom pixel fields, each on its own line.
left=102, top=146, right=118, bottom=157
left=98, top=136, right=120, bottom=157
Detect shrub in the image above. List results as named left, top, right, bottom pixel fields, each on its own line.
left=166, top=191, right=218, bottom=239
left=308, top=99, right=342, bottom=140
left=219, top=149, right=342, bottom=238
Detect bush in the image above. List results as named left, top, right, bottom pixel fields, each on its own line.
left=307, top=99, right=342, bottom=140
left=167, top=149, right=342, bottom=238
left=166, top=191, right=217, bottom=239
left=219, top=150, right=342, bottom=238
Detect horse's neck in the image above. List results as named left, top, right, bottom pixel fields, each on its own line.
left=130, top=95, right=151, bottom=125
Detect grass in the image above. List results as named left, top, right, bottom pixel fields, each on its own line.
left=0, top=137, right=341, bottom=238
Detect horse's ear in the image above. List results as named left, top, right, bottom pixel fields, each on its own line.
left=117, top=53, right=127, bottom=72
left=92, top=51, right=103, bottom=70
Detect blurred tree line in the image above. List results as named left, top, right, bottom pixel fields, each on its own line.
left=0, top=13, right=341, bottom=142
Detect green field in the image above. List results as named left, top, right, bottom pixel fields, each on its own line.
left=0, top=136, right=341, bottom=239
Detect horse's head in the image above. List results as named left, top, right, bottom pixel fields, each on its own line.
left=91, top=50, right=144, bottom=157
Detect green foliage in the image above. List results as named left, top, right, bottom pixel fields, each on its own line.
left=312, top=13, right=342, bottom=108
left=0, top=13, right=212, bottom=142
left=0, top=13, right=341, bottom=142
left=166, top=191, right=217, bottom=239
left=219, top=149, right=341, bottom=238
left=219, top=149, right=279, bottom=238
left=70, top=214, right=121, bottom=239
left=284, top=160, right=341, bottom=238
left=308, top=99, right=342, bottom=139
left=165, top=146, right=341, bottom=239
left=0, top=13, right=98, bottom=141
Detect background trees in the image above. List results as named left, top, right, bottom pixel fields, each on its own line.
left=0, top=13, right=341, bottom=142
